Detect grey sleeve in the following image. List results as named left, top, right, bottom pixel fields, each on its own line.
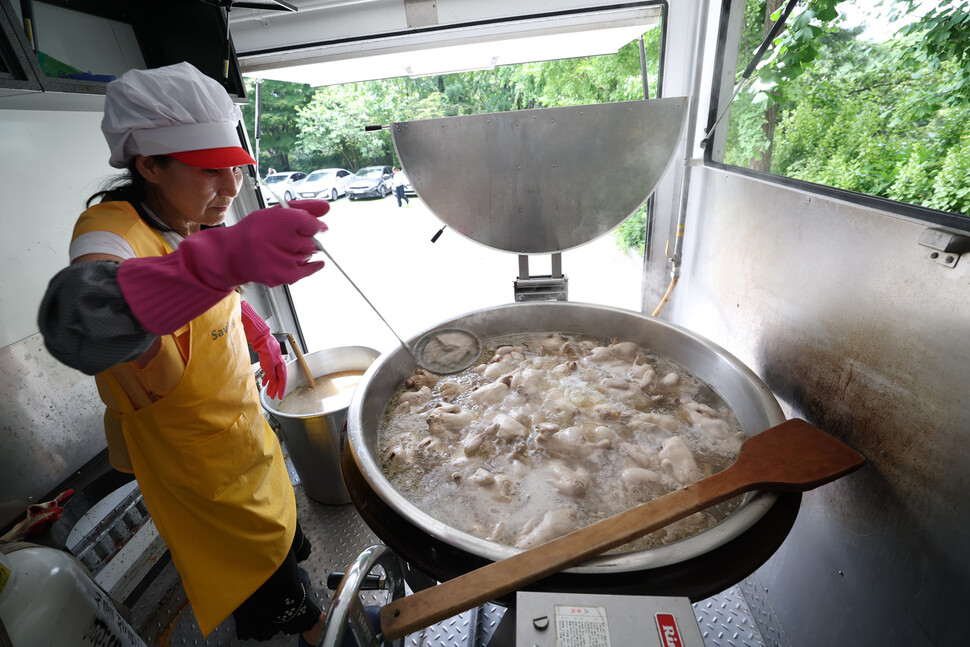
left=37, top=261, right=157, bottom=375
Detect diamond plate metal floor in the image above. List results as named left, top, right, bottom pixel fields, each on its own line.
left=125, top=445, right=773, bottom=647
left=692, top=586, right=766, bottom=647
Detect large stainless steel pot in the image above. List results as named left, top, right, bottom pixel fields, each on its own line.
left=343, top=302, right=800, bottom=599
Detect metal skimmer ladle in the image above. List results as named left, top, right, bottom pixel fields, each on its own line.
left=260, top=183, right=482, bottom=375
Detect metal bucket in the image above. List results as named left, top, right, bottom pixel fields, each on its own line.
left=261, top=346, right=380, bottom=504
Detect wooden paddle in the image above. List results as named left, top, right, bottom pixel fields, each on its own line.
left=286, top=333, right=317, bottom=389
left=378, top=418, right=864, bottom=640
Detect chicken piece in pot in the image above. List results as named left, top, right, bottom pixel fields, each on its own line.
left=515, top=508, right=580, bottom=549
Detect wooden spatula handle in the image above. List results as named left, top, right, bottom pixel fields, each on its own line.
left=379, top=471, right=740, bottom=639
left=378, top=419, right=864, bottom=640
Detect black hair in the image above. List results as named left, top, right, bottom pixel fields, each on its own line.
left=86, top=156, right=176, bottom=231
left=88, top=157, right=159, bottom=207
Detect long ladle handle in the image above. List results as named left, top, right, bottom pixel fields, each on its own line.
left=263, top=179, right=420, bottom=366
left=311, top=240, right=417, bottom=362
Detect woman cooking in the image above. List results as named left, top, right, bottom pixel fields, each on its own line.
left=38, top=62, right=329, bottom=646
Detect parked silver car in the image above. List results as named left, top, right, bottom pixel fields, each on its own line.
left=295, top=168, right=353, bottom=201
left=346, top=166, right=393, bottom=200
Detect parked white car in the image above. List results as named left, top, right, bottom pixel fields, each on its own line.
left=295, top=168, right=354, bottom=201
left=261, top=171, right=307, bottom=204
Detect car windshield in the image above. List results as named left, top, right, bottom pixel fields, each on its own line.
left=265, top=175, right=288, bottom=185
left=356, top=168, right=384, bottom=178
left=306, top=171, right=334, bottom=181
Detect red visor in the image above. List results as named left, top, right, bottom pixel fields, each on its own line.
left=168, top=146, right=257, bottom=169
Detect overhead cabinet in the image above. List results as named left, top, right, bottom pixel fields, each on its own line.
left=0, top=0, right=247, bottom=108
left=0, top=0, right=41, bottom=98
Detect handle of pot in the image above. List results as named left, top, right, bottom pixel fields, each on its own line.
left=319, top=545, right=406, bottom=647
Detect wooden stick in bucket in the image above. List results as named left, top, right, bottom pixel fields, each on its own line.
left=285, top=333, right=317, bottom=389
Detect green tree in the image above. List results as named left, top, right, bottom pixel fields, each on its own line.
left=749, top=0, right=783, bottom=171
left=240, top=79, right=315, bottom=172
left=726, top=0, right=847, bottom=170
left=433, top=66, right=523, bottom=114
left=296, top=79, right=412, bottom=170
left=724, top=0, right=970, bottom=218
left=752, top=0, right=845, bottom=105
left=892, top=0, right=970, bottom=111
left=770, top=35, right=910, bottom=194
left=927, top=128, right=970, bottom=215
left=526, top=29, right=660, bottom=108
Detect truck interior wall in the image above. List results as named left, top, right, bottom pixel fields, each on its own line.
left=0, top=107, right=113, bottom=529
left=670, top=166, right=969, bottom=645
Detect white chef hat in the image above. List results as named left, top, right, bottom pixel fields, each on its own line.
left=101, top=62, right=256, bottom=169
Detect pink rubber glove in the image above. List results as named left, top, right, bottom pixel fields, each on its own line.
left=118, top=200, right=329, bottom=335
left=241, top=300, right=286, bottom=399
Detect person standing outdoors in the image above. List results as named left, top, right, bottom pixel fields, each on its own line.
left=392, top=166, right=409, bottom=207
left=38, top=62, right=330, bottom=646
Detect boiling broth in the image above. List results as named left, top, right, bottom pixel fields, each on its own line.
left=379, top=333, right=746, bottom=551
left=277, top=369, right=366, bottom=415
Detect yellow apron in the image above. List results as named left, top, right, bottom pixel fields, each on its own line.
left=77, top=203, right=297, bottom=635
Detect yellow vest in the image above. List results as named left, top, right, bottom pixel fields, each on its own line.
left=74, top=202, right=297, bottom=636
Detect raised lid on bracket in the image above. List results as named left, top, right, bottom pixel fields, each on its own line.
left=391, top=97, right=687, bottom=254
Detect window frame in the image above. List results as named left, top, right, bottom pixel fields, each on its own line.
left=703, top=0, right=970, bottom=234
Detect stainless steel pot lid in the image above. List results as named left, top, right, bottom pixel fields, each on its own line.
left=390, top=97, right=687, bottom=254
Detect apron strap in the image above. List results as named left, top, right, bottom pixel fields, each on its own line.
left=101, top=367, right=137, bottom=415
left=98, top=369, right=136, bottom=470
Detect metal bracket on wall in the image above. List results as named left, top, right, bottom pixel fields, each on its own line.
left=514, top=253, right=568, bottom=302
left=918, top=227, right=970, bottom=268
left=404, top=0, right=438, bottom=28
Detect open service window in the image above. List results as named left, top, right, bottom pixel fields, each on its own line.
left=235, top=3, right=668, bottom=354
left=708, top=0, right=970, bottom=231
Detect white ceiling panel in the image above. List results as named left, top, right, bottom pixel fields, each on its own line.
left=231, top=1, right=661, bottom=86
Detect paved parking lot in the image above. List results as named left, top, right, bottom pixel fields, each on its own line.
left=289, top=194, right=644, bottom=354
